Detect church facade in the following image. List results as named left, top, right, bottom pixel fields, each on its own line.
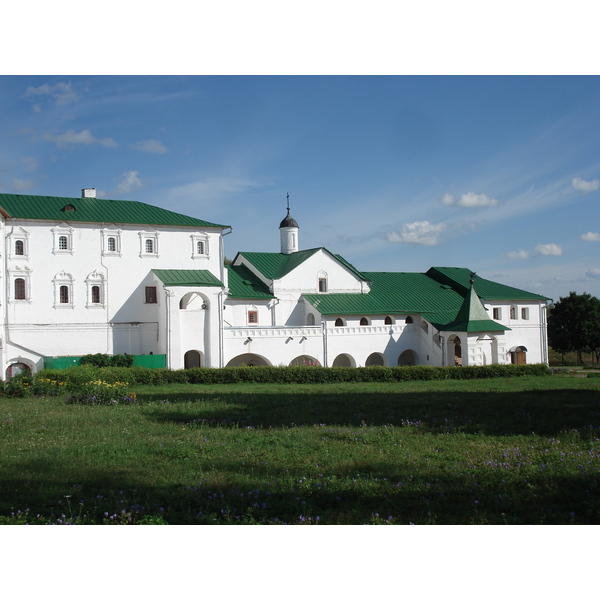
left=0, top=191, right=549, bottom=378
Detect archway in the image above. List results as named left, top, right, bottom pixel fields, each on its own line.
left=365, top=352, right=386, bottom=366
left=447, top=335, right=462, bottom=367
left=510, top=346, right=527, bottom=365
left=5, top=362, right=32, bottom=379
left=180, top=292, right=208, bottom=310
left=289, top=355, right=321, bottom=367
left=226, top=353, right=272, bottom=367
left=184, top=350, right=202, bottom=368
left=398, top=349, right=417, bottom=366
left=332, top=354, right=356, bottom=368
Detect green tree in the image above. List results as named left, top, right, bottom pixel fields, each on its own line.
left=548, top=292, right=600, bottom=365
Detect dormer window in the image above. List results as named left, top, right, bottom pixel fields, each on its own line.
left=62, top=204, right=76, bottom=212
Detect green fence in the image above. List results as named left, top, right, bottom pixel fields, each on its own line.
left=43, top=354, right=166, bottom=370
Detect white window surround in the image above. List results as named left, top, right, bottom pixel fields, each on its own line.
left=85, top=270, right=107, bottom=308
left=53, top=270, right=75, bottom=309
left=191, top=233, right=210, bottom=259
left=9, top=266, right=32, bottom=303
left=139, top=230, right=160, bottom=258
left=317, top=270, right=328, bottom=293
left=51, top=223, right=74, bottom=255
left=101, top=228, right=123, bottom=256
left=8, top=227, right=30, bottom=260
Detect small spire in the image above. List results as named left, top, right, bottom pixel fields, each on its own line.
left=286, top=192, right=290, bottom=212
left=469, top=272, right=476, bottom=286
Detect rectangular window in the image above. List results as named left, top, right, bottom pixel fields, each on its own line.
left=318, top=278, right=327, bottom=292
left=145, top=286, right=157, bottom=304
left=248, top=310, right=258, bottom=324
left=521, top=307, right=529, bottom=320
left=493, top=308, right=502, bottom=320
left=59, top=285, right=69, bottom=304
left=510, top=306, right=517, bottom=320
left=59, top=235, right=69, bottom=250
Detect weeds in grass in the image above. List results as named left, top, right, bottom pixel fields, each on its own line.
left=1, top=377, right=599, bottom=524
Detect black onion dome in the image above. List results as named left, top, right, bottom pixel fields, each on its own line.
left=279, top=208, right=299, bottom=228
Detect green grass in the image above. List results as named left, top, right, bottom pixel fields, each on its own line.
left=1, top=375, right=599, bottom=524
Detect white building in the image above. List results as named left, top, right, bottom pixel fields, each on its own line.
left=0, top=191, right=549, bottom=377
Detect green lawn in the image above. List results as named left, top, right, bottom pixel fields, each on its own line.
left=1, top=375, right=599, bottom=524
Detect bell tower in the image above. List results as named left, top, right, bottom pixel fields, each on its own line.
left=279, top=193, right=299, bottom=254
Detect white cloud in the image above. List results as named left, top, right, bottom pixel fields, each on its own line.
left=132, top=139, right=168, bottom=154
left=535, top=243, right=563, bottom=256
left=505, top=249, right=530, bottom=260
left=387, top=220, right=446, bottom=246
left=24, top=81, right=81, bottom=106
left=572, top=177, right=600, bottom=193
left=586, top=268, right=600, bottom=279
left=580, top=232, right=600, bottom=242
left=42, top=129, right=117, bottom=149
left=11, top=178, right=35, bottom=192
left=441, top=191, right=498, bottom=208
left=115, top=171, right=142, bottom=194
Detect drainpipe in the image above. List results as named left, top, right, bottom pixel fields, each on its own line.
left=322, top=319, right=328, bottom=367
left=100, top=224, right=110, bottom=354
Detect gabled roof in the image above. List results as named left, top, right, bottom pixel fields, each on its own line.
left=152, top=269, right=223, bottom=287
left=427, top=267, right=549, bottom=301
left=235, top=248, right=369, bottom=281
left=0, top=193, right=229, bottom=229
left=226, top=264, right=275, bottom=300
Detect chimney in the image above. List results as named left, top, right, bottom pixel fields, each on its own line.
left=82, top=188, right=96, bottom=198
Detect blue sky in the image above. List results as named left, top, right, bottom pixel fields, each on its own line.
left=1, top=75, right=599, bottom=302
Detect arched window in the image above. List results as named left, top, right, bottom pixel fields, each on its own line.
left=59, top=235, right=68, bottom=250
left=384, top=316, right=393, bottom=325
left=15, top=240, right=24, bottom=255
left=91, top=285, right=101, bottom=304
left=360, top=317, right=369, bottom=326
left=14, top=278, right=26, bottom=300
left=197, top=241, right=205, bottom=255
left=405, top=316, right=413, bottom=324
left=307, top=313, right=316, bottom=326
left=335, top=318, right=344, bottom=327
left=107, top=237, right=116, bottom=252
left=59, top=285, right=69, bottom=304
left=145, top=238, right=154, bottom=254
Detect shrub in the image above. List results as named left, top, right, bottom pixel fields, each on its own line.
left=65, top=379, right=136, bottom=405
left=80, top=353, right=134, bottom=368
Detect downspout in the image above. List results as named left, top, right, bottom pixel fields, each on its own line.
left=3, top=219, right=45, bottom=372
left=218, top=227, right=233, bottom=369
left=100, top=224, right=110, bottom=354
left=322, top=319, right=328, bottom=367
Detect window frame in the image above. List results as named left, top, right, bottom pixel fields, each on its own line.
left=191, top=233, right=210, bottom=259
left=53, top=271, right=75, bottom=309
left=493, top=307, right=502, bottom=320
left=145, top=286, right=158, bottom=304
left=247, top=310, right=258, bottom=325
left=139, top=230, right=160, bottom=258
left=51, top=224, right=74, bottom=255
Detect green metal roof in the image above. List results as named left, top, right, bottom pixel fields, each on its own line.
left=226, top=264, right=275, bottom=300
left=427, top=267, right=549, bottom=301
left=152, top=269, right=224, bottom=287
left=304, top=272, right=465, bottom=324
left=236, top=248, right=369, bottom=281
left=439, top=285, right=509, bottom=332
left=303, top=268, right=546, bottom=332
left=0, top=193, right=229, bottom=229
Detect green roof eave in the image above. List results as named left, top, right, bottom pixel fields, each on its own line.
left=435, top=319, right=511, bottom=333
left=152, top=269, right=224, bottom=287
left=225, top=264, right=275, bottom=300
left=0, top=193, right=229, bottom=229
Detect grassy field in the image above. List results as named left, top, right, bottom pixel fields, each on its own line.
left=1, top=375, right=599, bottom=524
